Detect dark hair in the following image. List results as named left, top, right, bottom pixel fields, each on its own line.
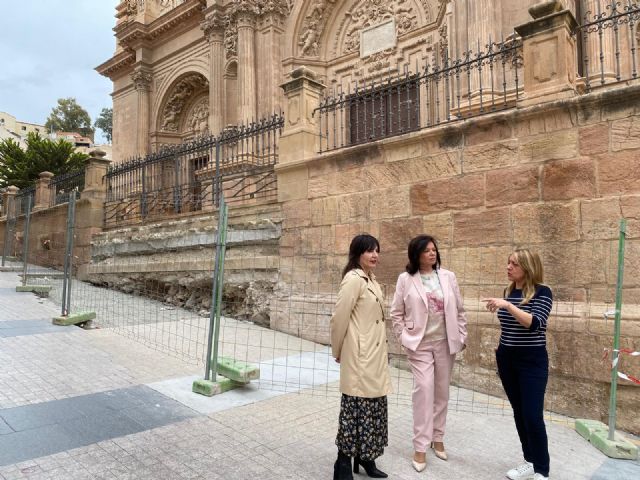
left=342, top=234, right=380, bottom=278
left=406, top=235, right=441, bottom=274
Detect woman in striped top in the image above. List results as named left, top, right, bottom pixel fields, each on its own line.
left=483, top=249, right=553, bottom=480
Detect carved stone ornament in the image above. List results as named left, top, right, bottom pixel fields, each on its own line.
left=438, top=23, right=448, bottom=61
left=298, top=0, right=338, bottom=57
left=224, top=15, right=238, bottom=59
left=131, top=69, right=153, bottom=90
left=185, top=98, right=210, bottom=135
left=255, top=0, right=290, bottom=16
left=201, top=11, right=225, bottom=41
left=126, top=0, right=144, bottom=16
left=341, top=0, right=417, bottom=55
left=158, top=0, right=186, bottom=14
left=161, top=74, right=208, bottom=132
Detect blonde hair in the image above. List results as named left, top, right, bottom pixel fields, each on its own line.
left=505, top=248, right=545, bottom=305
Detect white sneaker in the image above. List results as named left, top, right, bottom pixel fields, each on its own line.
left=506, top=462, right=535, bottom=480
left=532, top=474, right=549, bottom=480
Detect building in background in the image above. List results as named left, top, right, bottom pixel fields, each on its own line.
left=0, top=111, right=47, bottom=149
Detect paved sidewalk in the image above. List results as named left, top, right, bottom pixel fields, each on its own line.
left=0, top=271, right=638, bottom=479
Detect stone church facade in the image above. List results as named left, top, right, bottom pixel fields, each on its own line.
left=97, top=0, right=577, bottom=162
left=89, top=0, right=640, bottom=433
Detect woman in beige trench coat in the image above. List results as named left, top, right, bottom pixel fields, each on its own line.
left=331, top=234, right=392, bottom=480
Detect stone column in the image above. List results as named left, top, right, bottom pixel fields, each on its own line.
left=33, top=171, right=54, bottom=211
left=82, top=149, right=112, bottom=202
left=515, top=0, right=578, bottom=106
left=202, top=10, right=225, bottom=135
left=276, top=67, right=325, bottom=202
left=1, top=186, right=18, bottom=218
left=256, top=4, right=287, bottom=117
left=580, top=0, right=618, bottom=89
left=131, top=67, right=153, bottom=157
left=237, top=10, right=257, bottom=123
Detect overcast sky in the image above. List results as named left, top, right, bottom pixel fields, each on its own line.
left=0, top=0, right=119, bottom=144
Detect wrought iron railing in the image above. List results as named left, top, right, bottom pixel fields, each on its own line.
left=104, top=114, right=284, bottom=228
left=575, top=0, right=640, bottom=92
left=14, top=185, right=35, bottom=216
left=314, top=37, right=523, bottom=153
left=49, top=169, right=85, bottom=206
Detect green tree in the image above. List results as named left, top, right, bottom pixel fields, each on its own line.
left=45, top=97, right=94, bottom=139
left=0, top=132, right=88, bottom=189
left=94, top=107, right=113, bottom=143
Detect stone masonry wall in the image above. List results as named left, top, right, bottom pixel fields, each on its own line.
left=83, top=203, right=282, bottom=326
left=275, top=84, right=640, bottom=434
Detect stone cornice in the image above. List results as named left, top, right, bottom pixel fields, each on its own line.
left=114, top=0, right=206, bottom=49
left=96, top=49, right=137, bottom=79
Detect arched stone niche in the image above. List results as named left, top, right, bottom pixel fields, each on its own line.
left=288, top=0, right=446, bottom=90
left=155, top=72, right=209, bottom=143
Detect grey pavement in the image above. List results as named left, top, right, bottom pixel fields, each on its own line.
left=0, top=270, right=638, bottom=479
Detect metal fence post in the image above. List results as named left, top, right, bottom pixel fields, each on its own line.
left=21, top=195, right=33, bottom=286
left=210, top=196, right=228, bottom=380
left=214, top=140, right=221, bottom=208
left=608, top=218, right=626, bottom=440
left=61, top=194, right=77, bottom=316
left=204, top=195, right=229, bottom=381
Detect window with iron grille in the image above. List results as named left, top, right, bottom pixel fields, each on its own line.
left=348, top=76, right=420, bottom=145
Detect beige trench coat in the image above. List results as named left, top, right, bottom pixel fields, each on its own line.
left=330, top=269, right=392, bottom=398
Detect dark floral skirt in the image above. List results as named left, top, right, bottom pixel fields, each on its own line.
left=335, top=394, right=388, bottom=461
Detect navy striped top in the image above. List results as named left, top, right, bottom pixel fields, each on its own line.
left=498, top=285, right=553, bottom=347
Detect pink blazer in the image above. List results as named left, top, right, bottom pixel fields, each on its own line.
left=390, top=269, right=467, bottom=353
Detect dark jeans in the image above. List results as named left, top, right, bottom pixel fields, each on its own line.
left=496, top=345, right=550, bottom=477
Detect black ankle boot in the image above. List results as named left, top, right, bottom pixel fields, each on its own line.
left=334, top=451, right=353, bottom=480
left=353, top=457, right=388, bottom=478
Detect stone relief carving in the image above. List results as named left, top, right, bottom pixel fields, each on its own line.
left=185, top=99, right=210, bottom=135
left=438, top=23, right=448, bottom=61
left=161, top=74, right=208, bottom=132
left=131, top=69, right=153, bottom=90
left=224, top=15, right=238, bottom=59
left=126, top=0, right=144, bottom=16
left=255, top=0, right=290, bottom=16
left=158, top=0, right=186, bottom=13
left=298, top=0, right=338, bottom=57
left=342, top=0, right=416, bottom=55
left=201, top=11, right=225, bottom=41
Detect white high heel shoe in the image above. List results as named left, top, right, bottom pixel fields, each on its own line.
left=412, top=455, right=427, bottom=472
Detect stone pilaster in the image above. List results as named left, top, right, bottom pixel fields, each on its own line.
left=237, top=10, right=257, bottom=122
left=82, top=150, right=112, bottom=202
left=1, top=186, right=18, bottom=218
left=276, top=67, right=325, bottom=202
left=33, top=171, right=54, bottom=211
left=515, top=0, right=578, bottom=106
left=256, top=9, right=286, bottom=117
left=131, top=67, right=153, bottom=156
left=202, top=11, right=225, bottom=135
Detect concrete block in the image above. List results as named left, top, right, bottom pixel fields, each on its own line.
left=217, top=356, right=260, bottom=383
left=575, top=419, right=639, bottom=460
left=52, top=311, right=97, bottom=326
left=192, top=376, right=243, bottom=397
left=16, top=285, right=52, bottom=296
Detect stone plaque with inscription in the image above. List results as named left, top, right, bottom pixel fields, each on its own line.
left=360, top=19, right=396, bottom=58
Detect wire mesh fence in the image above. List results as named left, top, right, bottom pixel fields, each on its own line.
left=54, top=197, right=639, bottom=426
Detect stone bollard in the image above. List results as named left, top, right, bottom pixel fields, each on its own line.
left=515, top=0, right=578, bottom=106
left=276, top=66, right=325, bottom=202
left=82, top=149, right=111, bottom=202
left=1, top=186, right=19, bottom=218
left=33, top=171, right=54, bottom=211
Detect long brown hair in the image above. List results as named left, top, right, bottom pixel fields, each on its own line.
left=505, top=248, right=545, bottom=305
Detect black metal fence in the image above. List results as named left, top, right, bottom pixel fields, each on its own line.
left=104, top=114, right=284, bottom=228
left=576, top=0, right=640, bottom=92
left=14, top=185, right=35, bottom=217
left=314, top=37, right=523, bottom=152
left=50, top=169, right=85, bottom=206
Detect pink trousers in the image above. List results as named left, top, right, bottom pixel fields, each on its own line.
left=407, top=338, right=455, bottom=452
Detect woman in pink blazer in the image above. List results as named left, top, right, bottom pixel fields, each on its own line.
left=390, top=235, right=467, bottom=472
